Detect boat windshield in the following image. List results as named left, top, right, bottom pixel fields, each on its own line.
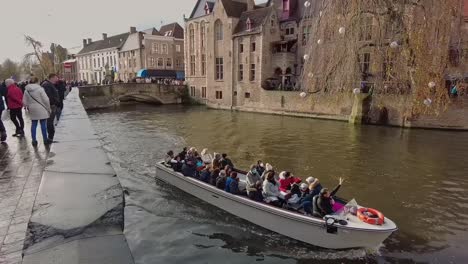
left=335, top=199, right=359, bottom=217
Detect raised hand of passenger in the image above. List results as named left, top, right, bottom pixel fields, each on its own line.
left=339, top=177, right=345, bottom=185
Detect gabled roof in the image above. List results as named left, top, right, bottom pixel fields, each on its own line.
left=78, top=32, right=129, bottom=55
left=233, top=6, right=273, bottom=35
left=220, top=0, right=248, bottom=18
left=142, top=27, right=161, bottom=36
left=159, top=22, right=184, bottom=39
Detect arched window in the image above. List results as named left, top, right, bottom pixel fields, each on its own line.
left=246, top=18, right=252, bottom=31
left=189, top=24, right=195, bottom=52
left=215, top=20, right=223, bottom=41
left=200, top=21, right=206, bottom=49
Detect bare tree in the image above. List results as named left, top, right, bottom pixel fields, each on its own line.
left=24, top=35, right=48, bottom=78
left=0, top=59, right=20, bottom=80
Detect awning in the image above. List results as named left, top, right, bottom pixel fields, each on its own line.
left=137, top=69, right=177, bottom=78
left=176, top=71, right=185, bottom=80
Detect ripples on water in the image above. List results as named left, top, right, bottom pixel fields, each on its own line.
left=88, top=104, right=468, bottom=264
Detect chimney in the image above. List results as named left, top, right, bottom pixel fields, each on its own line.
left=102, top=33, right=108, bottom=40
left=130, top=27, right=137, bottom=34
left=87, top=38, right=92, bottom=44
left=247, top=0, right=255, bottom=11
left=83, top=39, right=87, bottom=47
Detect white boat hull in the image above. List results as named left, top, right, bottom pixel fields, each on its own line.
left=155, top=163, right=397, bottom=249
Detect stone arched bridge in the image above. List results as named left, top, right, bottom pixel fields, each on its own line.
left=78, top=83, right=188, bottom=109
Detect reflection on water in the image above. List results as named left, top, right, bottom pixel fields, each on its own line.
left=88, top=104, right=468, bottom=264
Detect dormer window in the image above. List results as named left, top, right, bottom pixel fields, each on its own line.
left=165, top=30, right=173, bottom=36
left=246, top=18, right=253, bottom=31
left=204, top=2, right=211, bottom=14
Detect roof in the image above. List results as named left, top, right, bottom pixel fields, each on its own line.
left=159, top=22, right=184, bottom=39
left=78, top=32, right=129, bottom=55
left=233, top=6, right=273, bottom=35
left=142, top=27, right=161, bottom=36
left=220, top=0, right=248, bottom=18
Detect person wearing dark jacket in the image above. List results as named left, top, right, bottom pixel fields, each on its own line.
left=315, top=178, right=344, bottom=217
left=55, top=79, right=66, bottom=121
left=0, top=81, right=7, bottom=141
left=41, top=74, right=59, bottom=141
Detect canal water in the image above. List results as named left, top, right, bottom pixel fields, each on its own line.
left=88, top=104, right=468, bottom=264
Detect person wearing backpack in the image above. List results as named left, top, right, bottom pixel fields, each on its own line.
left=23, top=77, right=51, bottom=146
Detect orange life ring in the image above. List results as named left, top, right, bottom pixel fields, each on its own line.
left=357, top=208, right=385, bottom=225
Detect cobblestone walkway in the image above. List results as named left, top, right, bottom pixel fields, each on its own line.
left=0, top=118, right=49, bottom=264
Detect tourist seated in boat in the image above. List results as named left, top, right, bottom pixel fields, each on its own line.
left=216, top=170, right=227, bottom=190
left=279, top=171, right=301, bottom=193
left=212, top=153, right=222, bottom=170
left=306, top=177, right=323, bottom=197
left=199, top=165, right=212, bottom=183
left=299, top=183, right=310, bottom=197
left=201, top=148, right=213, bottom=164
left=210, top=168, right=220, bottom=186
left=225, top=172, right=240, bottom=194
left=261, top=163, right=274, bottom=181
left=313, top=177, right=344, bottom=217
left=220, top=153, right=234, bottom=168
left=177, top=147, right=187, bottom=160
left=262, top=171, right=283, bottom=207
left=165, top=150, right=183, bottom=172
left=246, top=164, right=263, bottom=202
left=181, top=150, right=198, bottom=177
left=255, top=160, right=265, bottom=176
left=224, top=165, right=233, bottom=177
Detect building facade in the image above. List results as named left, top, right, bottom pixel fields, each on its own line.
left=185, top=0, right=315, bottom=108
left=77, top=31, right=129, bottom=84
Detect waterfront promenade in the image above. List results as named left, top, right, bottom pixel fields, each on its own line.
left=0, top=116, right=48, bottom=263
left=0, top=89, right=133, bottom=264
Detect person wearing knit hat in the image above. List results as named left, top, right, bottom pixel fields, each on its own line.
left=5, top=79, right=25, bottom=137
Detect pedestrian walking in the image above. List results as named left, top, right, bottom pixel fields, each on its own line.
left=5, top=79, right=25, bottom=137
left=41, top=74, right=59, bottom=141
left=55, top=78, right=66, bottom=121
left=23, top=77, right=51, bottom=146
left=0, top=81, right=8, bottom=141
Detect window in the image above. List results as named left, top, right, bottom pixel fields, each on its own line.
left=158, top=58, right=164, bottom=67
left=383, top=51, right=396, bottom=81
left=251, top=42, right=256, bottom=52
left=162, top=44, right=168, bottom=54
left=166, top=58, right=172, bottom=68
left=176, top=59, right=181, bottom=68
left=94, top=58, right=96, bottom=68
left=246, top=18, right=252, bottom=31
left=245, top=92, right=251, bottom=98
left=190, top=86, right=196, bottom=97
left=165, top=30, right=173, bottom=37
left=359, top=53, right=371, bottom=75
left=150, top=57, right=155, bottom=67
left=201, top=54, right=206, bottom=76
left=359, top=16, right=373, bottom=41
left=215, top=20, right=223, bottom=41
left=215, top=57, right=224, bottom=80
left=286, top=27, right=294, bottom=35
left=250, top=64, right=255, bottom=81
left=190, top=55, right=196, bottom=75
left=201, top=21, right=206, bottom=49
left=216, top=91, right=223, bottom=99
left=239, top=64, right=244, bottom=81
left=283, top=0, right=289, bottom=11
left=152, top=43, right=159, bottom=53
left=239, top=43, right=244, bottom=53
left=302, top=25, right=311, bottom=46
left=131, top=51, right=135, bottom=56
left=176, top=45, right=181, bottom=52
left=133, top=58, right=136, bottom=67
left=202, top=87, right=206, bottom=98
left=189, top=24, right=195, bottom=51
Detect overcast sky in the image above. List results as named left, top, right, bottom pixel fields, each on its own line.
left=0, top=0, right=268, bottom=63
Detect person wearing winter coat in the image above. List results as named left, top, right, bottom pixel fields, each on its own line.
left=41, top=74, right=60, bottom=141
left=262, top=171, right=282, bottom=206
left=23, top=78, right=51, bottom=146
left=5, top=79, right=25, bottom=137
left=0, top=81, right=8, bottom=141
left=246, top=164, right=263, bottom=202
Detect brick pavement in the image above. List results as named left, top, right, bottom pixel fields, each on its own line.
left=0, top=116, right=49, bottom=264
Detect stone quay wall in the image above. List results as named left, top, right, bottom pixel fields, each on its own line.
left=22, top=89, right=134, bottom=264
left=79, top=83, right=187, bottom=110
left=206, top=89, right=468, bottom=130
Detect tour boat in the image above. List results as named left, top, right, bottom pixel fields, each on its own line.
left=155, top=162, right=398, bottom=249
